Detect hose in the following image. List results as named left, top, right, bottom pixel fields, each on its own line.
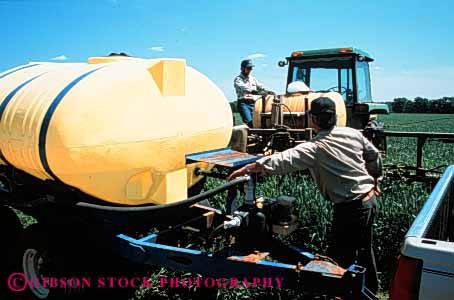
left=75, top=176, right=250, bottom=212
left=208, top=223, right=227, bottom=240
left=280, top=103, right=297, bottom=129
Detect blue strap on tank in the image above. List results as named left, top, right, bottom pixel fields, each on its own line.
left=0, top=63, right=40, bottom=80
left=0, top=72, right=47, bottom=165
left=0, top=73, right=47, bottom=121
left=38, top=66, right=105, bottom=180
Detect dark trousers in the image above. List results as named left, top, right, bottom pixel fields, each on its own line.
left=237, top=99, right=255, bottom=127
left=327, top=196, right=379, bottom=294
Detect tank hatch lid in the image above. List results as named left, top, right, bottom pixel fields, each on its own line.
left=87, top=55, right=146, bottom=64
left=148, top=59, right=186, bottom=96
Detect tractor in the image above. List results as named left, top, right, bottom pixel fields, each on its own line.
left=234, top=47, right=454, bottom=184
left=279, top=47, right=389, bottom=128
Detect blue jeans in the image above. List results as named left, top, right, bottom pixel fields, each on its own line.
left=237, top=100, right=255, bottom=127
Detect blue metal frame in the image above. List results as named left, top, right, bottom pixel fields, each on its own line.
left=114, top=231, right=369, bottom=299
left=116, top=233, right=296, bottom=281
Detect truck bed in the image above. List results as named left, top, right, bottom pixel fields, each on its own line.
left=394, top=166, right=454, bottom=300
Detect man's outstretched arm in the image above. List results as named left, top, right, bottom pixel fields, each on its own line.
left=227, top=142, right=316, bottom=181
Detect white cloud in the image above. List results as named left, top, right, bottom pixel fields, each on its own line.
left=51, top=55, right=68, bottom=61
left=261, top=64, right=268, bottom=67
left=246, top=53, right=267, bottom=60
left=149, top=46, right=165, bottom=52
left=374, top=66, right=381, bottom=70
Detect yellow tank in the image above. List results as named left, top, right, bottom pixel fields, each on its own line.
left=253, top=92, right=347, bottom=129
left=0, top=56, right=233, bottom=205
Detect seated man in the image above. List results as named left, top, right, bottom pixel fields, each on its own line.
left=234, top=59, right=270, bottom=127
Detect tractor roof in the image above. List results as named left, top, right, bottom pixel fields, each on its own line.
left=288, top=47, right=374, bottom=62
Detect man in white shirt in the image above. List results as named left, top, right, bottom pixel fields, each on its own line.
left=227, top=97, right=381, bottom=294
left=234, top=59, right=268, bottom=127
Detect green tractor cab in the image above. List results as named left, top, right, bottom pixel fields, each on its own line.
left=280, top=47, right=389, bottom=129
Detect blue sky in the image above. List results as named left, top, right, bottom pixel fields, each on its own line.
left=1, top=0, right=453, bottom=101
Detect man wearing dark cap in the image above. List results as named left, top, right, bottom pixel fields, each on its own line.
left=234, top=59, right=269, bottom=127
left=227, top=97, right=382, bottom=294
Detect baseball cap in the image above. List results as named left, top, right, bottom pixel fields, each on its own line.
left=241, top=59, right=254, bottom=68
left=309, top=97, right=336, bottom=115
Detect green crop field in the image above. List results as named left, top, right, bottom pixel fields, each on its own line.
left=135, top=113, right=454, bottom=300
left=131, top=113, right=454, bottom=300
left=13, top=113, right=454, bottom=300
left=379, top=114, right=454, bottom=168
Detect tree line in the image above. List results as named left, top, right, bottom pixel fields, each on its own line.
left=390, top=97, right=454, bottom=113
left=230, top=97, right=454, bottom=114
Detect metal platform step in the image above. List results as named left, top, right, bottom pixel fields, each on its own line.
left=186, top=148, right=258, bottom=168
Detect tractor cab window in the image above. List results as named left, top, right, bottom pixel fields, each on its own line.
left=356, top=60, right=372, bottom=102
left=290, top=57, right=354, bottom=103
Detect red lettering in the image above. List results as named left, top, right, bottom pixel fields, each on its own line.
left=68, top=277, right=80, bottom=289
left=262, top=277, right=272, bottom=288
left=98, top=277, right=106, bottom=288
left=47, top=277, right=56, bottom=288
left=141, top=277, right=152, bottom=288
left=170, top=277, right=179, bottom=288
left=193, top=276, right=201, bottom=288
left=60, top=278, right=67, bottom=289
left=130, top=277, right=140, bottom=289
left=82, top=277, right=91, bottom=288
left=242, top=278, right=250, bottom=288
left=216, top=278, right=228, bottom=288
left=39, top=277, right=46, bottom=288
left=107, top=277, right=115, bottom=288
left=275, top=277, right=284, bottom=289
left=229, top=277, right=238, bottom=288
left=118, top=277, right=128, bottom=288
left=28, top=277, right=39, bottom=289
left=160, top=277, right=168, bottom=288
left=181, top=277, right=192, bottom=288
left=252, top=277, right=260, bottom=288
left=204, top=277, right=215, bottom=288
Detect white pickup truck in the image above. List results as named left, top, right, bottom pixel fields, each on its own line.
left=390, top=165, right=454, bottom=300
